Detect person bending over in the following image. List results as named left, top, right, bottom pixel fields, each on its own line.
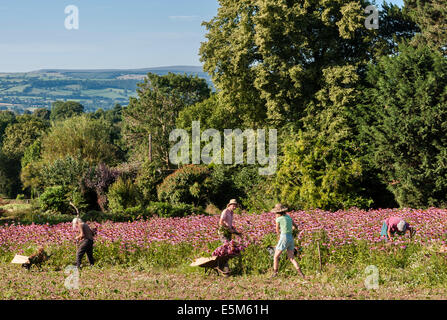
left=380, top=216, right=416, bottom=241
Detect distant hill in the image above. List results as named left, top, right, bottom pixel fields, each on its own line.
left=0, top=66, right=212, bottom=113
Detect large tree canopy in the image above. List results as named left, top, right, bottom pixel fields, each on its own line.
left=366, top=44, right=447, bottom=207
left=41, top=115, right=120, bottom=165
left=405, top=0, right=447, bottom=54
left=200, top=0, right=418, bottom=125
left=1, top=115, right=48, bottom=160
left=50, top=101, right=84, bottom=122
left=123, top=72, right=211, bottom=165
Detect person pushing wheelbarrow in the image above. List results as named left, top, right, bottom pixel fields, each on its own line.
left=217, top=199, right=242, bottom=274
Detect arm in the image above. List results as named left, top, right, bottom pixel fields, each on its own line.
left=276, top=221, right=280, bottom=240
left=75, top=224, right=84, bottom=241
left=387, top=229, right=393, bottom=241
left=292, top=220, right=298, bottom=230
left=219, top=211, right=238, bottom=234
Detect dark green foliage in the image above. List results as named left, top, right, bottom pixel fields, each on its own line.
left=135, top=160, right=166, bottom=203
left=157, top=165, right=211, bottom=206
left=405, top=0, right=447, bottom=55
left=107, top=177, right=140, bottom=212
left=39, top=186, right=69, bottom=214
left=0, top=151, right=21, bottom=198
left=366, top=44, right=447, bottom=207
left=33, top=108, right=51, bottom=120
left=146, top=202, right=203, bottom=218
left=50, top=101, right=84, bottom=122
left=123, top=72, right=210, bottom=164
left=0, top=111, right=16, bottom=146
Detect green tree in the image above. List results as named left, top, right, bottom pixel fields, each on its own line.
left=366, top=44, right=447, bottom=207
left=0, top=111, right=16, bottom=146
left=1, top=115, right=48, bottom=160
left=177, top=93, right=248, bottom=131
left=276, top=64, right=373, bottom=210
left=405, top=0, right=447, bottom=54
left=41, top=115, right=120, bottom=165
left=200, top=0, right=418, bottom=124
left=50, top=101, right=84, bottom=122
left=0, top=151, right=21, bottom=197
left=33, top=108, right=51, bottom=120
left=157, top=165, right=211, bottom=206
left=123, top=73, right=210, bottom=165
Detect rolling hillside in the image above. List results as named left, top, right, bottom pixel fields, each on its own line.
left=0, top=66, right=212, bottom=113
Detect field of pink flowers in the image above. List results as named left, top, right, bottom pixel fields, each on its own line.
left=2, top=208, right=447, bottom=299
left=1, top=208, right=446, bottom=256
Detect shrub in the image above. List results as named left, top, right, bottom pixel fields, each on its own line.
left=135, top=160, right=166, bottom=203
left=233, top=166, right=277, bottom=212
left=40, top=156, right=89, bottom=190
left=157, top=165, right=211, bottom=206
left=39, top=186, right=69, bottom=214
left=82, top=163, right=119, bottom=211
left=147, top=201, right=203, bottom=218
left=107, top=178, right=140, bottom=213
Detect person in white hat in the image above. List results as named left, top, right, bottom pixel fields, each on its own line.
left=380, top=216, right=415, bottom=241
left=271, top=203, right=304, bottom=278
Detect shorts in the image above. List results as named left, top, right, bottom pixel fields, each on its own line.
left=276, top=233, right=295, bottom=251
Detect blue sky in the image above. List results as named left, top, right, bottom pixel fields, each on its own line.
left=0, top=0, right=404, bottom=72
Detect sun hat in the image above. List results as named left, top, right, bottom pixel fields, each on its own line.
left=397, top=220, right=407, bottom=232
left=271, top=203, right=288, bottom=213
left=227, top=199, right=238, bottom=207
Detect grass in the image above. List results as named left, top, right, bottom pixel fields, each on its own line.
left=1, top=239, right=447, bottom=299
left=1, top=264, right=446, bottom=300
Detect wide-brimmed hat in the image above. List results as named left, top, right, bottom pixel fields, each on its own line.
left=227, top=199, right=238, bottom=207
left=397, top=220, right=407, bottom=232
left=271, top=203, right=288, bottom=213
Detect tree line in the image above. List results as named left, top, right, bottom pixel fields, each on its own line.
left=0, top=0, right=446, bottom=217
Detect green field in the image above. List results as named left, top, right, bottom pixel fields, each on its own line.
left=2, top=264, right=445, bottom=300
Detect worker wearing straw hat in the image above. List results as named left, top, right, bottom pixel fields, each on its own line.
left=218, top=199, right=241, bottom=243
left=271, top=203, right=304, bottom=278
left=217, top=199, right=241, bottom=275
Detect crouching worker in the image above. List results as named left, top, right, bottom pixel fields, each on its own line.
left=380, top=216, right=416, bottom=241
left=271, top=204, right=304, bottom=278
left=73, top=218, right=95, bottom=268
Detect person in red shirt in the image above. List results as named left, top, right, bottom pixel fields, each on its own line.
left=380, top=216, right=416, bottom=241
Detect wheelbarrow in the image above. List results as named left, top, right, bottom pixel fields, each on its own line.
left=190, top=253, right=240, bottom=276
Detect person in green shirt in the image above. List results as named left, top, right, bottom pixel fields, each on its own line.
left=271, top=203, right=304, bottom=278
